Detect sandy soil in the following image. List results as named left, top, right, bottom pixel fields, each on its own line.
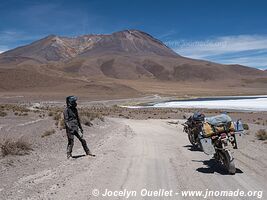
left=0, top=112, right=266, bottom=200
left=0, top=76, right=267, bottom=102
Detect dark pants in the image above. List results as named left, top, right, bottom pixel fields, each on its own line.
left=67, top=130, right=90, bottom=155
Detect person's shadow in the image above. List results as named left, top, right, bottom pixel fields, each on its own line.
left=193, top=159, right=243, bottom=175
left=72, top=154, right=86, bottom=159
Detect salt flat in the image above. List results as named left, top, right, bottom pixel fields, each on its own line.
left=153, top=96, right=267, bottom=111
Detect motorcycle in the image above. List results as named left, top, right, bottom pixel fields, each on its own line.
left=182, top=112, right=205, bottom=149
left=199, top=119, right=244, bottom=175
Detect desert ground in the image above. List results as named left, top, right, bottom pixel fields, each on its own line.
left=0, top=101, right=266, bottom=200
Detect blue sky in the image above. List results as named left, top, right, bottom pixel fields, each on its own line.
left=1, top=0, right=267, bottom=69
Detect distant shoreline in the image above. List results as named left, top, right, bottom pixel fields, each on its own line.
left=124, top=95, right=267, bottom=112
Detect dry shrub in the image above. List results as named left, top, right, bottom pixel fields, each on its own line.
left=52, top=112, right=65, bottom=129
left=0, top=111, right=7, bottom=117
left=48, top=111, right=54, bottom=116
left=0, top=138, right=33, bottom=157
left=80, top=111, right=104, bottom=126
left=59, top=118, right=65, bottom=130
left=256, top=129, right=267, bottom=140
left=80, top=115, right=93, bottom=126
left=0, top=104, right=32, bottom=119
left=243, top=123, right=249, bottom=130
left=19, top=112, right=28, bottom=116
left=41, top=129, right=56, bottom=138
left=53, top=113, right=61, bottom=121
left=1, top=104, right=30, bottom=113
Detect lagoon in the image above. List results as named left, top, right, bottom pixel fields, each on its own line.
left=152, top=95, right=267, bottom=111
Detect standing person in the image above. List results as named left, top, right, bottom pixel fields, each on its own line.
left=63, top=96, right=95, bottom=159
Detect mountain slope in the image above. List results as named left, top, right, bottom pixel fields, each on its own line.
left=0, top=29, right=266, bottom=97
left=62, top=53, right=266, bottom=81
left=0, top=30, right=177, bottom=64
left=79, top=30, right=178, bottom=57
left=0, top=35, right=84, bottom=63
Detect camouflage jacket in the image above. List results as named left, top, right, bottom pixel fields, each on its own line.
left=63, top=107, right=82, bottom=134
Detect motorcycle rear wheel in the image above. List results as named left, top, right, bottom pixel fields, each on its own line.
left=218, top=150, right=236, bottom=175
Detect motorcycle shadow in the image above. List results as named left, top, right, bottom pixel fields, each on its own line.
left=183, top=145, right=202, bottom=152
left=193, top=159, right=243, bottom=175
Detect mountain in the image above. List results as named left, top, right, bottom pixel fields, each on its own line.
left=0, top=30, right=177, bottom=63
left=0, top=30, right=266, bottom=99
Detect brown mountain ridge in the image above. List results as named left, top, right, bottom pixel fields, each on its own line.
left=0, top=29, right=266, bottom=99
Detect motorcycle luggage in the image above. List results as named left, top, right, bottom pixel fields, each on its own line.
left=205, top=114, right=232, bottom=126
left=229, top=122, right=236, bottom=131
left=202, top=122, right=215, bottom=137
left=202, top=121, right=236, bottom=137
left=199, top=136, right=216, bottom=155
left=214, top=122, right=235, bottom=133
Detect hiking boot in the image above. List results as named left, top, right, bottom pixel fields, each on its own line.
left=86, top=151, right=96, bottom=157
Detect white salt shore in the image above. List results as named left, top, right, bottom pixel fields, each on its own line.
left=153, top=97, right=267, bottom=111
left=123, top=96, right=267, bottom=111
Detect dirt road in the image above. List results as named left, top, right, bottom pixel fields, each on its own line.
left=1, top=118, right=266, bottom=199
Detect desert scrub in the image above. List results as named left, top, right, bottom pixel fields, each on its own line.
left=256, top=129, right=267, bottom=140
left=48, top=111, right=54, bottom=116
left=1, top=104, right=32, bottom=119
left=41, top=129, right=56, bottom=138
left=0, top=138, right=33, bottom=157
left=79, top=110, right=104, bottom=126
left=52, top=112, right=65, bottom=129
left=0, top=111, right=7, bottom=117
left=80, top=110, right=104, bottom=121
left=243, top=123, right=249, bottom=130
left=53, top=112, right=61, bottom=121
left=19, top=112, right=28, bottom=116
left=80, top=115, right=93, bottom=126
left=57, top=118, right=65, bottom=130
left=1, top=104, right=30, bottom=113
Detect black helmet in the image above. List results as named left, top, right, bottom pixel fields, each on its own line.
left=192, top=111, right=205, bottom=121
left=66, top=96, right=78, bottom=107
